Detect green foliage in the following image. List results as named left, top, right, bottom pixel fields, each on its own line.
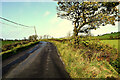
left=1, top=41, right=40, bottom=60
left=110, top=57, right=120, bottom=74
left=57, top=2, right=119, bottom=36
left=67, top=36, right=119, bottom=74
left=2, top=41, right=31, bottom=52
left=2, top=41, right=21, bottom=47
left=39, top=38, right=120, bottom=77
left=29, top=35, right=38, bottom=41
left=50, top=40, right=119, bottom=78
left=110, top=36, right=113, bottom=39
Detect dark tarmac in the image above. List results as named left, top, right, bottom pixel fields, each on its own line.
left=2, top=41, right=70, bottom=79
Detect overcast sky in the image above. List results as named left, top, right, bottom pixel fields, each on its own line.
left=0, top=1, right=119, bottom=39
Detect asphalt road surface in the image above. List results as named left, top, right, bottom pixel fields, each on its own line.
left=2, top=41, right=70, bottom=79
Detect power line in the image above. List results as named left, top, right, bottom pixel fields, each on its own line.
left=0, top=21, right=20, bottom=28
left=0, top=17, right=33, bottom=28
left=0, top=17, right=38, bottom=38
left=0, top=21, right=33, bottom=28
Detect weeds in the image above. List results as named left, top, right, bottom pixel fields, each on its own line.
left=50, top=37, right=119, bottom=78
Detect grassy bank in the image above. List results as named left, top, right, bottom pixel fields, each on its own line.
left=0, top=41, right=40, bottom=60
left=2, top=41, right=21, bottom=47
left=49, top=39, right=119, bottom=78
left=52, top=41, right=119, bottom=78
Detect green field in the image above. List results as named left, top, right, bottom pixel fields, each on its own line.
left=91, top=32, right=120, bottom=40
left=1, top=41, right=40, bottom=60
left=2, top=41, right=21, bottom=47
left=100, top=40, right=119, bottom=49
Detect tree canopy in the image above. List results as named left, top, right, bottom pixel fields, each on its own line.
left=57, top=2, right=119, bottom=36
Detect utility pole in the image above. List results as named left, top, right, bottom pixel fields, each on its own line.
left=34, top=26, right=37, bottom=35
left=34, top=26, right=39, bottom=40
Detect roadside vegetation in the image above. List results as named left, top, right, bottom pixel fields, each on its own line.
left=55, top=2, right=120, bottom=78
left=2, top=40, right=21, bottom=47
left=1, top=1, right=119, bottom=79
left=0, top=35, right=40, bottom=60
left=41, top=31, right=120, bottom=78
left=1, top=40, right=40, bottom=60
left=48, top=36, right=120, bottom=78
left=2, top=41, right=30, bottom=52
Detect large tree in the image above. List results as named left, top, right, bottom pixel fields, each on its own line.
left=57, top=2, right=119, bottom=36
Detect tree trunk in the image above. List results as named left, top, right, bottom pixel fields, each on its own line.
left=73, top=31, right=78, bottom=36
left=73, top=22, right=78, bottom=37
left=73, top=22, right=79, bottom=48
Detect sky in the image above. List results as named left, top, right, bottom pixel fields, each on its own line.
left=0, top=1, right=119, bottom=39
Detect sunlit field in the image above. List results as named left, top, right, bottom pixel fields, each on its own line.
left=101, top=40, right=119, bottom=49
left=2, top=41, right=21, bottom=47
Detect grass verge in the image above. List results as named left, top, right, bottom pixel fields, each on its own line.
left=0, top=41, right=40, bottom=60
left=50, top=40, right=119, bottom=78
left=2, top=41, right=21, bottom=47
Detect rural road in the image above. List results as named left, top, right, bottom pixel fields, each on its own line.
left=2, top=41, right=70, bottom=79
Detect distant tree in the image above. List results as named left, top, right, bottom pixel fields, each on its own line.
left=15, top=39, right=18, bottom=41
left=33, top=35, right=38, bottom=40
left=28, top=35, right=38, bottom=41
left=40, top=36, right=42, bottom=39
left=46, top=35, right=49, bottom=39
left=24, top=37, right=27, bottom=41
left=43, top=35, right=46, bottom=39
left=57, top=2, right=119, bottom=37
left=0, top=38, right=3, bottom=41
left=110, top=35, right=113, bottom=39
left=67, top=31, right=71, bottom=38
left=29, top=36, right=33, bottom=41
left=43, top=35, right=50, bottom=39
left=111, top=32, right=114, bottom=34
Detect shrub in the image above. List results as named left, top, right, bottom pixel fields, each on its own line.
left=110, top=36, right=113, bottom=39
left=68, top=37, right=119, bottom=72
left=118, top=35, right=120, bottom=39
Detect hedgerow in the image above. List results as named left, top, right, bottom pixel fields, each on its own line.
left=68, top=36, right=119, bottom=74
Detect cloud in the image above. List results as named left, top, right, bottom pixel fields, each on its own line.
left=49, top=15, right=119, bottom=37
left=48, top=17, right=73, bottom=38
left=43, top=11, right=51, bottom=17
left=91, top=21, right=119, bottom=36
left=50, top=14, right=59, bottom=24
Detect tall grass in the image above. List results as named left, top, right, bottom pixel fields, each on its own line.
left=50, top=40, right=119, bottom=78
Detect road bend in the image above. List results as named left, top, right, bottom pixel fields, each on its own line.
left=2, top=41, right=70, bottom=79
